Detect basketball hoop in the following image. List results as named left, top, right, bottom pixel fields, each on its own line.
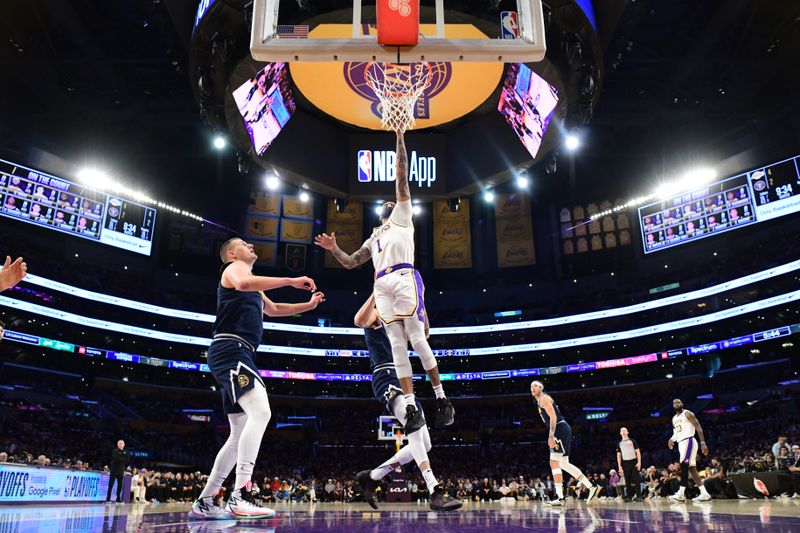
left=365, top=62, right=432, bottom=133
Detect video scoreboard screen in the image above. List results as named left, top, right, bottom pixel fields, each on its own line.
left=0, top=158, right=157, bottom=255
left=639, top=154, right=800, bottom=253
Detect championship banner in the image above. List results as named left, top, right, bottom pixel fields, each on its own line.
left=494, top=192, right=535, bottom=268
left=245, top=214, right=279, bottom=241
left=252, top=240, right=277, bottom=267
left=282, top=195, right=313, bottom=220
left=0, top=464, right=110, bottom=503
left=280, top=218, right=313, bottom=243
left=285, top=243, right=307, bottom=272
left=250, top=192, right=281, bottom=216
left=324, top=200, right=364, bottom=269
left=433, top=200, right=472, bottom=269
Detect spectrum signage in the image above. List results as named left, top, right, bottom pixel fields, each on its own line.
left=349, top=135, right=446, bottom=196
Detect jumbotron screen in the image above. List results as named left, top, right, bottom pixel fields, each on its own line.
left=0, top=158, right=157, bottom=255
left=638, top=154, right=800, bottom=253
left=232, top=62, right=296, bottom=157
left=497, top=63, right=559, bottom=158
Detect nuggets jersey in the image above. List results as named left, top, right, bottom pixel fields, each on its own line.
left=536, top=394, right=566, bottom=428
left=672, top=410, right=696, bottom=441
left=364, top=200, right=414, bottom=273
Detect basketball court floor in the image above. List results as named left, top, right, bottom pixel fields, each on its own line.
left=2, top=500, right=798, bottom=532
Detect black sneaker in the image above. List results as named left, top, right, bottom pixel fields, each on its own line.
left=405, top=404, right=425, bottom=433
left=429, top=487, right=462, bottom=511
left=356, top=470, right=379, bottom=510
left=434, top=397, right=455, bottom=427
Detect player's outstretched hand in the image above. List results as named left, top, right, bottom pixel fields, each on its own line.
left=0, top=256, right=27, bottom=291
left=700, top=442, right=709, bottom=456
left=314, top=233, right=336, bottom=250
left=290, top=276, right=316, bottom=291
left=308, top=291, right=325, bottom=309
left=667, top=439, right=674, bottom=450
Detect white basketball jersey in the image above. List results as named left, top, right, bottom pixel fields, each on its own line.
left=672, top=410, right=696, bottom=441
left=365, top=200, right=414, bottom=273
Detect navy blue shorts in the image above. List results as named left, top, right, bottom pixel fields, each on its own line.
left=208, top=338, right=264, bottom=415
left=550, top=422, right=572, bottom=456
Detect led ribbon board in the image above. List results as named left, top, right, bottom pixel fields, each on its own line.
left=4, top=259, right=799, bottom=336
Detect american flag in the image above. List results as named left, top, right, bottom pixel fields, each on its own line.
left=277, top=25, right=309, bottom=39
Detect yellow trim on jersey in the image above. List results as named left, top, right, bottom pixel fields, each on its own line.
left=376, top=270, right=420, bottom=324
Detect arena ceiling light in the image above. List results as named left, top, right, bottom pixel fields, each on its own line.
left=374, top=205, right=383, bottom=216
left=564, top=134, right=580, bottom=151
left=654, top=167, right=716, bottom=200
left=483, top=189, right=495, bottom=203
left=212, top=134, right=226, bottom=150
left=413, top=205, right=422, bottom=215
left=77, top=168, right=113, bottom=189
left=265, top=174, right=280, bottom=190
left=299, top=190, right=310, bottom=203
left=516, top=175, right=529, bottom=189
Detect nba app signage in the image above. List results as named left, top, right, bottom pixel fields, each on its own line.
left=357, top=149, right=437, bottom=188
left=349, top=135, right=446, bottom=196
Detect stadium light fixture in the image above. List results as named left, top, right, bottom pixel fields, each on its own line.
left=213, top=135, right=226, bottom=150
left=266, top=175, right=280, bottom=190
left=565, top=134, right=580, bottom=151
left=484, top=189, right=495, bottom=203
left=374, top=205, right=383, bottom=216
left=299, top=190, right=310, bottom=203
left=516, top=175, right=529, bottom=189
left=413, top=205, right=422, bottom=215
left=77, top=168, right=113, bottom=189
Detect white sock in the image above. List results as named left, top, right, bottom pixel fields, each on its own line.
left=432, top=384, right=445, bottom=399
left=199, top=413, right=246, bottom=499
left=233, top=382, right=271, bottom=490
left=422, top=469, right=438, bottom=494
left=676, top=486, right=685, bottom=494
left=556, top=484, right=564, bottom=499
left=579, top=476, right=592, bottom=490
left=370, top=457, right=399, bottom=481
left=699, top=484, right=709, bottom=495
left=404, top=393, right=415, bottom=408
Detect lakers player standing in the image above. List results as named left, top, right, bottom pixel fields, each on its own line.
left=668, top=398, right=712, bottom=502
left=315, top=131, right=454, bottom=432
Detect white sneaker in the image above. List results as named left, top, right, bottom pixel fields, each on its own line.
left=586, top=485, right=601, bottom=503
left=547, top=498, right=567, bottom=506
left=668, top=492, right=686, bottom=502
left=693, top=492, right=712, bottom=502
left=226, top=484, right=276, bottom=519
left=189, top=497, right=229, bottom=520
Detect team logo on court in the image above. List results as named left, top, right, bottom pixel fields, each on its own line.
left=344, top=62, right=452, bottom=121
left=237, top=374, right=250, bottom=388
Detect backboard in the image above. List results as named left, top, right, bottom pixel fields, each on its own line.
left=250, top=0, right=546, bottom=63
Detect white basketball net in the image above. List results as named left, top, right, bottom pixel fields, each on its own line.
left=366, top=63, right=432, bottom=133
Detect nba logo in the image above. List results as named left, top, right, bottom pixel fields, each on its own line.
left=500, top=11, right=519, bottom=39
left=358, top=150, right=372, bottom=182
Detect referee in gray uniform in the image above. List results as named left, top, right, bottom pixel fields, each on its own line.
left=616, top=427, right=642, bottom=501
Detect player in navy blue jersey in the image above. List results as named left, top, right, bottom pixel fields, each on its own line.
left=190, top=237, right=324, bottom=521
left=354, top=295, right=461, bottom=512
left=531, top=381, right=600, bottom=505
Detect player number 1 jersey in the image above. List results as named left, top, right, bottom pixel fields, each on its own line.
left=365, top=200, right=415, bottom=273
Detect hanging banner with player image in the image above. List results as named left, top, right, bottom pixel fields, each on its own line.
left=433, top=199, right=472, bottom=269
left=324, top=200, right=364, bottom=269
left=251, top=240, right=277, bottom=267
left=495, top=192, right=536, bottom=268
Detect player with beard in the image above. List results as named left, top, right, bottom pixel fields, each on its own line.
left=354, top=295, right=461, bottom=512
left=189, top=238, right=324, bottom=520
left=668, top=398, right=712, bottom=502
left=315, top=131, right=453, bottom=433
left=530, top=381, right=600, bottom=506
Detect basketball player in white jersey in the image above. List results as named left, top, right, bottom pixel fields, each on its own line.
left=668, top=398, right=712, bottom=502
left=315, top=131, right=453, bottom=433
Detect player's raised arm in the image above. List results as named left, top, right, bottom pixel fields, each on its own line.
left=223, top=260, right=315, bottom=292
left=261, top=291, right=325, bottom=317
left=314, top=233, right=372, bottom=270
left=395, top=131, right=410, bottom=203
